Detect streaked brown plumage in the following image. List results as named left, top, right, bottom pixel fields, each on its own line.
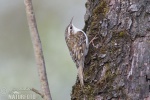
left=65, top=18, right=89, bottom=86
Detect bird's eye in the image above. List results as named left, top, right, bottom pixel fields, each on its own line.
left=70, top=26, right=72, bottom=30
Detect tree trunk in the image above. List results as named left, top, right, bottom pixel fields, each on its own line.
left=71, top=0, right=150, bottom=99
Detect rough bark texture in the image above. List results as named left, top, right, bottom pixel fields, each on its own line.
left=71, top=0, right=150, bottom=100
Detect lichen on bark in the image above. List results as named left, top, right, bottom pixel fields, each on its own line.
left=71, top=0, right=150, bottom=99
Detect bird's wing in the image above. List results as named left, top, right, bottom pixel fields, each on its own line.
left=66, top=31, right=87, bottom=68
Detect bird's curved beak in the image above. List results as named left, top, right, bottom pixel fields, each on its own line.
left=70, top=17, right=74, bottom=25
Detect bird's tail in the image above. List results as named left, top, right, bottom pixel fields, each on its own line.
left=78, top=65, right=84, bottom=86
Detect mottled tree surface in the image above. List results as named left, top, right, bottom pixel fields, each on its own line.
left=71, top=0, right=150, bottom=100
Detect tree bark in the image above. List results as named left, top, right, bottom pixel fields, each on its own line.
left=71, top=0, right=150, bottom=99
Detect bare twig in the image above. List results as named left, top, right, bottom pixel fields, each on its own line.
left=31, top=88, right=44, bottom=98
left=24, top=0, right=52, bottom=100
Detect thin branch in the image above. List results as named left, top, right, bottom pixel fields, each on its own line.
left=24, top=0, right=52, bottom=100
left=31, top=88, right=44, bottom=98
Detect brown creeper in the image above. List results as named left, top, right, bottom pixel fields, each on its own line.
left=65, top=18, right=89, bottom=86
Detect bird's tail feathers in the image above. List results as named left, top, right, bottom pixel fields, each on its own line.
left=78, top=65, right=84, bottom=86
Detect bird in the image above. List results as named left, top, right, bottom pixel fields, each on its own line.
left=65, top=17, right=89, bottom=86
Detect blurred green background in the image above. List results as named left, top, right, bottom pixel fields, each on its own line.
left=0, top=0, right=86, bottom=100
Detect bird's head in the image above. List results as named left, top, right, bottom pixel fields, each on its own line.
left=66, top=17, right=81, bottom=35
left=66, top=17, right=74, bottom=35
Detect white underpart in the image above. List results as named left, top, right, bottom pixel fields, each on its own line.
left=72, top=24, right=89, bottom=56
left=68, top=27, right=71, bottom=36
